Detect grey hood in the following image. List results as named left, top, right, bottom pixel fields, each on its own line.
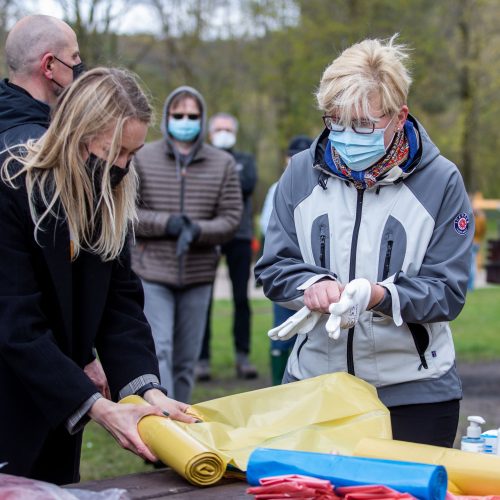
left=160, top=85, right=207, bottom=164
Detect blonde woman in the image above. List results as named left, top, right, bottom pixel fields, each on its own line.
left=256, top=36, right=473, bottom=447
left=0, top=67, right=196, bottom=485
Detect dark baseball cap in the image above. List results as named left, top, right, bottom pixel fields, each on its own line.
left=287, top=135, right=313, bottom=157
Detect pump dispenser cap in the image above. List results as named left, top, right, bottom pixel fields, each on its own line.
left=467, top=415, right=485, bottom=438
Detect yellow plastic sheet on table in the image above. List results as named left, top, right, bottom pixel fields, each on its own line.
left=187, top=373, right=391, bottom=470
left=122, top=372, right=390, bottom=483
left=354, top=437, right=500, bottom=496
left=120, top=395, right=226, bottom=486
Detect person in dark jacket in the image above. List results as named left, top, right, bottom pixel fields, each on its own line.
left=196, top=112, right=258, bottom=381
left=0, top=68, right=196, bottom=485
left=0, top=14, right=84, bottom=149
left=131, top=87, right=243, bottom=403
left=0, top=14, right=109, bottom=399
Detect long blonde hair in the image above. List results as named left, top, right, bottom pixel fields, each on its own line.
left=2, top=67, right=153, bottom=261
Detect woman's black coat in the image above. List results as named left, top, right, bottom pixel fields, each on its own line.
left=0, top=174, right=160, bottom=478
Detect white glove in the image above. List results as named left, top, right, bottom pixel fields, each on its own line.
left=267, top=306, right=322, bottom=341
left=325, top=312, right=342, bottom=340
left=326, top=278, right=372, bottom=339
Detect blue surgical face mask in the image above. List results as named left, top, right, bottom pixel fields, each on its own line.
left=168, top=117, right=201, bottom=142
left=329, top=116, right=396, bottom=171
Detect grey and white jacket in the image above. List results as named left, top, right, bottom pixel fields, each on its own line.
left=255, top=116, right=473, bottom=407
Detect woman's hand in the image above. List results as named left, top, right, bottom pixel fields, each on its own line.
left=88, top=398, right=164, bottom=462
left=304, top=280, right=343, bottom=314
left=142, top=389, right=201, bottom=423
left=84, top=358, right=111, bottom=399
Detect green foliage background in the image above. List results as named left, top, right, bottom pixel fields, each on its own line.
left=3, top=0, right=497, bottom=208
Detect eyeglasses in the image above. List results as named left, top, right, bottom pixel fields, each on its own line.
left=322, top=114, right=386, bottom=135
left=171, top=113, right=200, bottom=120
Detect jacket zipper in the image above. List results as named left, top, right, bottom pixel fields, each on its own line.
left=178, top=165, right=187, bottom=287
left=296, top=335, right=309, bottom=362
left=347, top=188, right=364, bottom=375
left=382, top=240, right=393, bottom=281
left=319, top=226, right=326, bottom=268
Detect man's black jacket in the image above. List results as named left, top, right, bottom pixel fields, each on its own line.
left=0, top=78, right=50, bottom=150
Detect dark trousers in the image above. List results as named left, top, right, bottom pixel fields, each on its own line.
left=30, top=427, right=83, bottom=485
left=3, top=425, right=83, bottom=485
left=388, top=399, right=460, bottom=447
left=200, top=238, right=252, bottom=359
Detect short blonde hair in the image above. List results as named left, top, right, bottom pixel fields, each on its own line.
left=3, top=67, right=153, bottom=261
left=316, top=35, right=412, bottom=125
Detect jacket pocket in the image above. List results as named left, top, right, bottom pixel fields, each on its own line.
left=382, top=239, right=393, bottom=281
left=377, top=217, right=406, bottom=282
left=311, top=214, right=330, bottom=269
left=407, top=323, right=430, bottom=370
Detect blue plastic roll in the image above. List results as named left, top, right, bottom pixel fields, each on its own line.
left=246, top=448, right=447, bottom=500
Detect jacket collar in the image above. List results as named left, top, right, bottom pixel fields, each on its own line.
left=0, top=79, right=50, bottom=135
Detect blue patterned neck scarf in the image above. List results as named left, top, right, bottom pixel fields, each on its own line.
left=324, top=120, right=419, bottom=189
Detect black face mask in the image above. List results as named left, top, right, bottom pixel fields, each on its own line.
left=52, top=56, right=86, bottom=88
left=85, top=152, right=130, bottom=191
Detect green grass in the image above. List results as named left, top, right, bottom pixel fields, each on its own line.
left=80, top=289, right=500, bottom=480
left=452, top=285, right=500, bottom=361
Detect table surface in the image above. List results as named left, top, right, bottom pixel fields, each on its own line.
left=67, top=468, right=250, bottom=499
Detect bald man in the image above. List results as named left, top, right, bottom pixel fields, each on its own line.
left=0, top=14, right=84, bottom=148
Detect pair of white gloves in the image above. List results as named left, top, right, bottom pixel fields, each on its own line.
left=268, top=278, right=372, bottom=341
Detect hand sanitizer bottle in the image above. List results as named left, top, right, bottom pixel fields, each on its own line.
left=481, top=429, right=498, bottom=454
left=461, top=416, right=486, bottom=453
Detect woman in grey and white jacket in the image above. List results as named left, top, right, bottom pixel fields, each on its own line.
left=255, top=35, right=473, bottom=448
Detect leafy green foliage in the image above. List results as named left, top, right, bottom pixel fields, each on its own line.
left=50, top=0, right=499, bottom=205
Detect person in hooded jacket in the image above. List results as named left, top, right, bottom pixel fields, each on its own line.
left=131, top=86, right=243, bottom=403
left=255, top=36, right=473, bottom=447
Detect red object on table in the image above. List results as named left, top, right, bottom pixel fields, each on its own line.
left=247, top=475, right=419, bottom=500
left=247, top=474, right=339, bottom=499
left=336, top=484, right=415, bottom=499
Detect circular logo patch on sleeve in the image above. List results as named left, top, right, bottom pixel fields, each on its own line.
left=454, top=212, right=470, bottom=235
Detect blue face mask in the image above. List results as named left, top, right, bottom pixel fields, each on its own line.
left=168, top=117, right=201, bottom=142
left=329, top=117, right=396, bottom=171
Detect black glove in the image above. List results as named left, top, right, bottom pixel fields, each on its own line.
left=165, top=214, right=185, bottom=238
left=176, top=219, right=201, bottom=257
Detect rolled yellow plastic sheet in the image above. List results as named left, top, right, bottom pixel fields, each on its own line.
left=354, top=437, right=500, bottom=496
left=120, top=395, right=226, bottom=486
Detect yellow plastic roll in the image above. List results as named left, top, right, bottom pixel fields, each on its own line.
left=354, top=437, right=500, bottom=496
left=120, top=395, right=226, bottom=486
